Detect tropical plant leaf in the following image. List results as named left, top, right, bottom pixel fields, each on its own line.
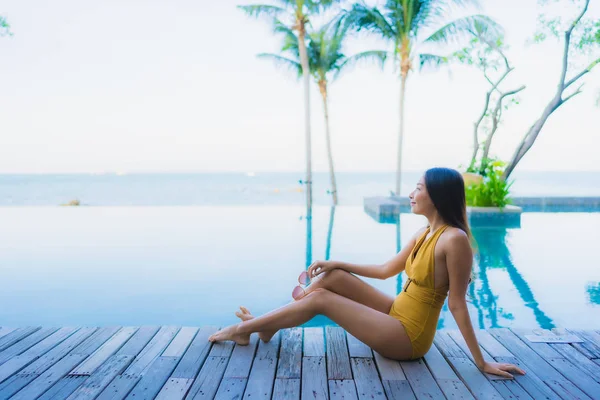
left=336, top=50, right=389, bottom=78
left=257, top=53, right=302, bottom=77
left=237, top=4, right=287, bottom=19
left=345, top=3, right=396, bottom=40
left=423, top=14, right=503, bottom=45
left=419, top=53, right=449, bottom=70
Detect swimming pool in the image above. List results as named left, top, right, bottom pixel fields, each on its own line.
left=0, top=206, right=598, bottom=330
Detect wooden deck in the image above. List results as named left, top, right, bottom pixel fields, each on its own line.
left=0, top=326, right=598, bottom=399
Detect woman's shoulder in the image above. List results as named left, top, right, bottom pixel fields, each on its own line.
left=439, top=226, right=470, bottom=253
left=443, top=226, right=468, bottom=238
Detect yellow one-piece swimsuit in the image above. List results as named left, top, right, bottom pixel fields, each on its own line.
left=388, top=225, right=449, bottom=359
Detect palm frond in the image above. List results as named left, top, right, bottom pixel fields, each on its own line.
left=383, top=0, right=407, bottom=36
left=238, top=4, right=287, bottom=19
left=345, top=3, right=396, bottom=40
left=335, top=50, right=389, bottom=79
left=414, top=0, right=482, bottom=32
left=257, top=53, right=303, bottom=78
left=423, top=15, right=504, bottom=45
left=272, top=18, right=299, bottom=54
left=305, top=0, right=338, bottom=14
left=419, top=53, right=450, bottom=71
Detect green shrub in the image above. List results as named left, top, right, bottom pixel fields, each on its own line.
left=465, top=159, right=513, bottom=208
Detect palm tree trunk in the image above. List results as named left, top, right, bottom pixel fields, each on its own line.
left=396, top=72, right=407, bottom=197
left=297, top=26, right=313, bottom=209
left=325, top=206, right=335, bottom=260
left=319, top=81, right=338, bottom=205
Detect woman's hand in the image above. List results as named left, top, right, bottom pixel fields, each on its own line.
left=480, top=361, right=525, bottom=379
left=307, top=260, right=339, bottom=279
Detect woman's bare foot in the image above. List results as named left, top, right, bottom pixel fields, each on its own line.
left=208, top=323, right=250, bottom=345
left=235, top=306, right=276, bottom=343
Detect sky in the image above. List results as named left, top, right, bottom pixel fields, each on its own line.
left=0, top=0, right=598, bottom=173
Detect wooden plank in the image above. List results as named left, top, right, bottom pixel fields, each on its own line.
left=243, top=331, right=281, bottom=399
left=0, top=327, right=78, bottom=384
left=208, top=341, right=235, bottom=358
left=212, top=333, right=259, bottom=400
left=70, top=327, right=138, bottom=375
left=327, top=327, right=352, bottom=380
left=372, top=351, right=405, bottom=381
left=381, top=380, right=415, bottom=400
left=222, top=334, right=259, bottom=379
left=151, top=328, right=207, bottom=400
left=5, top=328, right=98, bottom=400
left=30, top=328, right=124, bottom=400
left=37, top=375, right=88, bottom=400
left=302, top=356, right=328, bottom=399
left=433, top=329, right=466, bottom=358
left=277, top=328, right=302, bottom=379
left=524, top=334, right=584, bottom=343
left=304, top=327, right=325, bottom=357
left=546, top=333, right=600, bottom=384
left=448, top=330, right=512, bottom=381
left=490, top=378, right=534, bottom=400
left=0, top=327, right=17, bottom=340
left=372, top=351, right=415, bottom=399
left=475, top=330, right=559, bottom=400
left=162, top=326, right=198, bottom=357
left=121, top=325, right=179, bottom=377
left=95, top=374, right=140, bottom=400
left=0, top=327, right=41, bottom=352
left=66, top=354, right=133, bottom=399
left=185, top=356, right=229, bottom=399
left=116, top=326, right=160, bottom=356
left=121, top=356, right=179, bottom=400
left=153, top=378, right=190, bottom=400
left=513, top=328, right=600, bottom=399
left=561, top=329, right=600, bottom=359
left=0, top=327, right=57, bottom=365
left=424, top=343, right=475, bottom=400
left=445, top=357, right=504, bottom=400
left=170, top=326, right=216, bottom=379
left=400, top=358, right=445, bottom=399
left=272, top=378, right=300, bottom=400
left=98, top=327, right=198, bottom=400
left=329, top=380, right=358, bottom=400
left=346, top=333, right=372, bottom=358
left=95, top=326, right=185, bottom=400
left=71, top=327, right=122, bottom=356
left=436, top=331, right=504, bottom=400
left=146, top=330, right=216, bottom=400
left=350, top=358, right=385, bottom=400
left=453, top=333, right=535, bottom=400
left=215, top=378, right=247, bottom=400
left=489, top=328, right=591, bottom=400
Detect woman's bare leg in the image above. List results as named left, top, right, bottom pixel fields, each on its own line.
left=210, top=288, right=413, bottom=360
left=236, top=269, right=396, bottom=342
left=298, top=269, right=395, bottom=313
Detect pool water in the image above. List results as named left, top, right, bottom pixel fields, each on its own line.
left=0, top=206, right=598, bottom=330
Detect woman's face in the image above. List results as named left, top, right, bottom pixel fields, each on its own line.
left=409, top=175, right=434, bottom=215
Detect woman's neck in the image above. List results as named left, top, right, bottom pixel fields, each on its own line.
left=427, top=213, right=446, bottom=233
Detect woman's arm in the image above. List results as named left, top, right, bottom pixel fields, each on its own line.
left=309, top=227, right=427, bottom=280
left=445, top=232, right=526, bottom=378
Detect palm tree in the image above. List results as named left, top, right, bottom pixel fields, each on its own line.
left=239, top=1, right=338, bottom=209
left=344, top=0, right=502, bottom=196
left=258, top=21, right=386, bottom=205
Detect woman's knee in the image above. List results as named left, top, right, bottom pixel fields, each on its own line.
left=304, top=288, right=333, bottom=310
left=321, top=268, right=350, bottom=286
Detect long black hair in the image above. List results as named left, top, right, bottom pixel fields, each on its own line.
left=424, top=167, right=472, bottom=241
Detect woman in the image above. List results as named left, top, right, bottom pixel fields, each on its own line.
left=209, top=167, right=525, bottom=378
